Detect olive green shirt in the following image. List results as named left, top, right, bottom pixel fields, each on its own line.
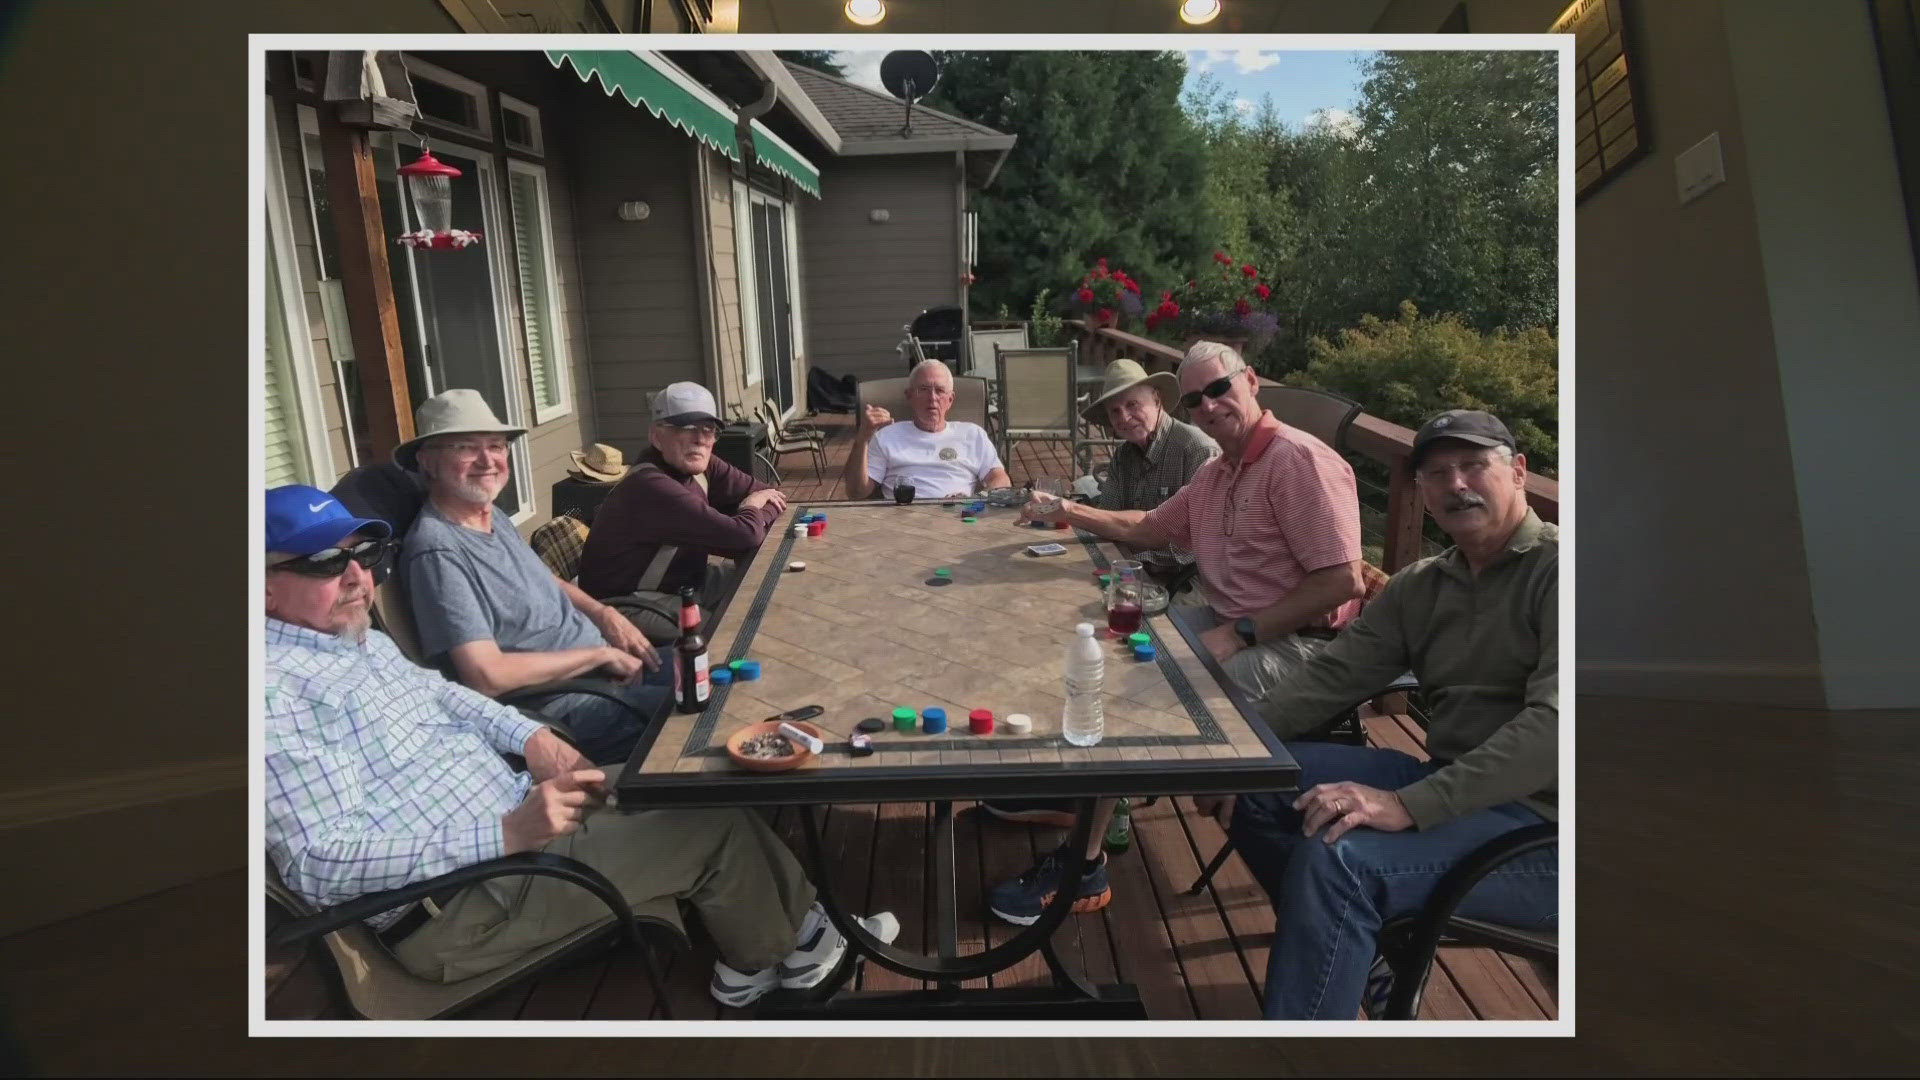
left=1259, top=510, right=1558, bottom=828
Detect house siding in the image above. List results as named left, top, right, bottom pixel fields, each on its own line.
left=800, top=154, right=961, bottom=384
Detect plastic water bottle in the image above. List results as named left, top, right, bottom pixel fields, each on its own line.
left=1062, top=622, right=1106, bottom=746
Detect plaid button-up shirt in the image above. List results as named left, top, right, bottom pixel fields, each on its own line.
left=265, top=618, right=544, bottom=929
left=1097, top=414, right=1219, bottom=514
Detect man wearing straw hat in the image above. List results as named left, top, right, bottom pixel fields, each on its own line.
left=395, top=389, right=669, bottom=766
left=1078, top=357, right=1217, bottom=572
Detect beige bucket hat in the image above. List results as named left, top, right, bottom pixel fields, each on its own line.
left=393, top=389, right=527, bottom=472
left=1080, top=358, right=1180, bottom=427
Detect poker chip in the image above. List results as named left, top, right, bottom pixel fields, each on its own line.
left=961, top=516, right=978, bottom=524
left=969, top=709, right=994, bottom=736
left=788, top=561, right=807, bottom=572
left=892, top=707, right=918, bottom=732
left=1128, top=632, right=1151, bottom=646
left=856, top=717, right=887, bottom=734
left=934, top=568, right=953, bottom=577
left=921, top=707, right=948, bottom=735
left=1133, top=643, right=1157, bottom=661
left=924, top=577, right=952, bottom=587
left=849, top=733, right=875, bottom=757
left=729, top=660, right=748, bottom=672
left=736, top=661, right=761, bottom=681
left=1004, top=714, right=1033, bottom=735
left=710, top=667, right=734, bottom=685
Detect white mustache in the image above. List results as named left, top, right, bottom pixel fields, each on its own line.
left=1444, top=493, right=1487, bottom=511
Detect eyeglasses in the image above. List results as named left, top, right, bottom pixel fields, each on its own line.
left=1178, top=366, right=1246, bottom=410
left=669, top=422, right=721, bottom=439
left=269, top=537, right=394, bottom=578
left=429, top=439, right=510, bottom=458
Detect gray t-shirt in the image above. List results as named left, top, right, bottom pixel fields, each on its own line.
left=402, top=501, right=604, bottom=672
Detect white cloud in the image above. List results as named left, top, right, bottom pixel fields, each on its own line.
left=833, top=50, right=888, bottom=92
left=1232, top=49, right=1281, bottom=73
left=1188, top=49, right=1277, bottom=74
left=1233, top=98, right=1257, bottom=115
left=1304, top=107, right=1361, bottom=138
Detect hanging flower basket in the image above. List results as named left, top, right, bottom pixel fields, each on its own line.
left=397, top=228, right=485, bottom=250
left=1147, top=251, right=1280, bottom=355
left=1067, top=257, right=1143, bottom=332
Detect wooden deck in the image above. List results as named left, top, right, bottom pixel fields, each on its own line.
left=266, top=707, right=1556, bottom=1022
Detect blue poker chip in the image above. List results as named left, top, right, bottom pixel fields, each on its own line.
left=736, top=661, right=762, bottom=681
left=711, top=667, right=734, bottom=684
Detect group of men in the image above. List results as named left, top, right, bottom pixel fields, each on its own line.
left=264, top=339, right=1556, bottom=1022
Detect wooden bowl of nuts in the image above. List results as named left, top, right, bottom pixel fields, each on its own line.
left=725, top=720, right=824, bottom=773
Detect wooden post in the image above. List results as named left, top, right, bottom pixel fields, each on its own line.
left=1382, top=461, right=1428, bottom=573
left=317, top=110, right=413, bottom=462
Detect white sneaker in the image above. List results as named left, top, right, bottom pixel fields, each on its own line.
left=775, top=910, right=901, bottom=990
left=709, top=959, right=780, bottom=1007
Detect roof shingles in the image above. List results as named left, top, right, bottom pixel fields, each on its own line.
left=784, top=62, right=1011, bottom=147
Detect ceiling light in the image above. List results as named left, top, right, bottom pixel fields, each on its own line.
left=1179, top=0, right=1222, bottom=25
left=845, top=0, right=886, bottom=26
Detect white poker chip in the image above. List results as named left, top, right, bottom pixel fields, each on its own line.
left=1004, top=714, right=1033, bottom=734
left=788, top=561, right=807, bottom=572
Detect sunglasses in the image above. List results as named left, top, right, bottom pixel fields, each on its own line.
left=1178, top=367, right=1247, bottom=410
left=270, top=537, right=394, bottom=579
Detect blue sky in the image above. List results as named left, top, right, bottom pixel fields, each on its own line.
left=830, top=49, right=1375, bottom=132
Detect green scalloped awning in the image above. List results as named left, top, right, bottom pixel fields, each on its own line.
left=547, top=49, right=820, bottom=198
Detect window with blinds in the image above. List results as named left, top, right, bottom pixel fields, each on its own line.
left=264, top=226, right=310, bottom=488
left=506, top=161, right=570, bottom=423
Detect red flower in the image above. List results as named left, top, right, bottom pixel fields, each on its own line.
left=1162, top=290, right=1175, bottom=302
left=1097, top=307, right=1116, bottom=322
left=1242, top=263, right=1258, bottom=277
left=1078, top=287, right=1096, bottom=304
left=1235, top=298, right=1252, bottom=316
left=1145, top=313, right=1161, bottom=330
left=1126, top=280, right=1141, bottom=294
left=1255, top=283, right=1272, bottom=299
left=1097, top=257, right=1109, bottom=268
left=1213, top=251, right=1230, bottom=264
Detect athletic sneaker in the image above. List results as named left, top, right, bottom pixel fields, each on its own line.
left=776, top=907, right=901, bottom=990
left=987, top=844, right=1112, bottom=926
left=709, top=907, right=900, bottom=1006
left=978, top=797, right=1078, bottom=828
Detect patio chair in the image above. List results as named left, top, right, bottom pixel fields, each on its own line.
left=1257, top=384, right=1364, bottom=453
left=993, top=342, right=1081, bottom=470
left=857, top=374, right=991, bottom=430
left=967, top=324, right=1028, bottom=379
left=265, top=847, right=687, bottom=1019
left=755, top=399, right=829, bottom=479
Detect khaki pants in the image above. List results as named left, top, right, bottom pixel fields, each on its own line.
left=393, top=803, right=816, bottom=983
left=1186, top=601, right=1333, bottom=701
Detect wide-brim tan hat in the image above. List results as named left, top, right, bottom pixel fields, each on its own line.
left=568, top=442, right=628, bottom=483
left=394, top=388, right=527, bottom=472
left=1080, top=359, right=1180, bottom=427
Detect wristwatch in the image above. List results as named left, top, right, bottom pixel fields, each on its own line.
left=1233, top=617, right=1258, bottom=648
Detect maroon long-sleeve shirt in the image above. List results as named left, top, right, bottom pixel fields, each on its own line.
left=577, top=448, right=778, bottom=599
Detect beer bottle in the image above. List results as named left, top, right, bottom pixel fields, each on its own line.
left=675, top=587, right=710, bottom=714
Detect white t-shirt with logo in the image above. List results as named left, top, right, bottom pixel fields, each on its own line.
left=866, top=420, right=1004, bottom=497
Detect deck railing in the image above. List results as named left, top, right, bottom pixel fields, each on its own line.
left=1066, top=322, right=1560, bottom=572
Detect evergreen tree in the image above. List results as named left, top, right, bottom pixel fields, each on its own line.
left=777, top=50, right=846, bottom=78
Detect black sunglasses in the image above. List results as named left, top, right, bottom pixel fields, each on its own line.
left=1179, top=368, right=1246, bottom=410
left=270, top=537, right=393, bottom=579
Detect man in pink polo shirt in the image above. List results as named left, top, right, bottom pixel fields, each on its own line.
left=1028, top=340, right=1367, bottom=695
left=982, top=342, right=1367, bottom=927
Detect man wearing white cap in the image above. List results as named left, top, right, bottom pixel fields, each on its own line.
left=395, top=389, right=669, bottom=765
left=579, top=382, right=790, bottom=644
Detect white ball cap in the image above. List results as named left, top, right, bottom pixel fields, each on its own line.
left=651, top=381, right=720, bottom=426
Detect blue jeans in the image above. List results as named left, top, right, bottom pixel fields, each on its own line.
left=538, top=664, right=673, bottom=766
left=1229, top=741, right=1558, bottom=1020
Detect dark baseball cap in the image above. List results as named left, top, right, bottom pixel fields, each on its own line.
left=1408, top=410, right=1516, bottom=470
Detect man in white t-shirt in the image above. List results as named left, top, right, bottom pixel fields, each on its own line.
left=844, top=359, right=1012, bottom=499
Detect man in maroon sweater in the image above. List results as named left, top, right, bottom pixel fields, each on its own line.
left=579, top=383, right=790, bottom=643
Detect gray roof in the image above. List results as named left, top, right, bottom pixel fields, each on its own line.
left=783, top=62, right=1015, bottom=153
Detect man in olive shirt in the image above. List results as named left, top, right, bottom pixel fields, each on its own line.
left=1195, top=409, right=1558, bottom=1020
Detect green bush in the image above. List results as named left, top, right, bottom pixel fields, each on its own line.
left=1292, top=302, right=1559, bottom=475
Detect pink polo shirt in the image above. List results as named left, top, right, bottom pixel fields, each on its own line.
left=1144, top=411, right=1363, bottom=626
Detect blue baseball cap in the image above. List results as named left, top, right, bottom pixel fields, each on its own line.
left=266, top=485, right=392, bottom=556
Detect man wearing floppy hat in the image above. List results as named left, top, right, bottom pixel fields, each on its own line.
left=1192, top=408, right=1558, bottom=1019
left=264, top=484, right=899, bottom=1005
left=1081, top=358, right=1219, bottom=517
left=579, top=382, right=790, bottom=645
left=395, top=389, right=669, bottom=766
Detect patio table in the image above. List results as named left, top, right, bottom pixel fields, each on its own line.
left=614, top=499, right=1300, bottom=1019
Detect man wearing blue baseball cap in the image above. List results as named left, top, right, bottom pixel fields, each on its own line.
left=264, top=483, right=900, bottom=1005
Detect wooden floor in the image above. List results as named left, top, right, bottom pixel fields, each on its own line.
left=263, top=710, right=1556, bottom=1022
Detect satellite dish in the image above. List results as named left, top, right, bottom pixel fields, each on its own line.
left=879, top=50, right=939, bottom=136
